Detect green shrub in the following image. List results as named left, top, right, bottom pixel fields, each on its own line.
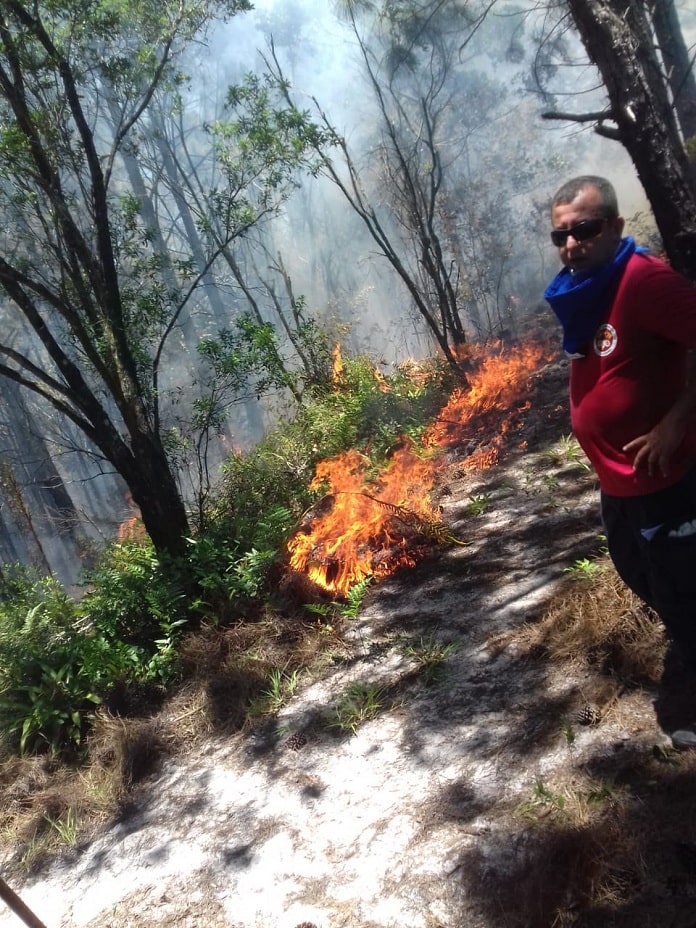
left=83, top=540, right=185, bottom=648
left=0, top=572, right=136, bottom=754
left=0, top=546, right=189, bottom=755
left=296, top=355, right=454, bottom=461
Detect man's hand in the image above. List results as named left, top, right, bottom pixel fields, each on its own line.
left=623, top=416, right=686, bottom=477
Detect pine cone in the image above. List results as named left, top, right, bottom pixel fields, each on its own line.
left=576, top=703, right=601, bottom=726
left=285, top=731, right=308, bottom=751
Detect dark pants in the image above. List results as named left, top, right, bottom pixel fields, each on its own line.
left=601, top=466, right=696, bottom=663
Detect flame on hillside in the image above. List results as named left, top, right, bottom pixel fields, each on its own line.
left=288, top=341, right=552, bottom=596
left=331, top=343, right=344, bottom=381
left=118, top=493, right=146, bottom=543
left=288, top=443, right=439, bottom=595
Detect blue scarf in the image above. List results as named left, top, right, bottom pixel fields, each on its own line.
left=544, top=237, right=643, bottom=357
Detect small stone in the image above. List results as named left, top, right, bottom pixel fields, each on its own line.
left=671, top=729, right=696, bottom=750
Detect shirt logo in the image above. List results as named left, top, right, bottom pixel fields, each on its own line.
left=593, top=323, right=617, bottom=357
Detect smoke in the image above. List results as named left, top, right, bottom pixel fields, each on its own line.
left=0, top=0, right=663, bottom=582
left=212, top=1, right=652, bottom=345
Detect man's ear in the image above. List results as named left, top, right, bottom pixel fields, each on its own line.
left=613, top=215, right=626, bottom=237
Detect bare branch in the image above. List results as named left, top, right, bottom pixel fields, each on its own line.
left=541, top=108, right=614, bottom=123
left=541, top=106, right=621, bottom=139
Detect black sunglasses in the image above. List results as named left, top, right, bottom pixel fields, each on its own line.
left=550, top=218, right=607, bottom=247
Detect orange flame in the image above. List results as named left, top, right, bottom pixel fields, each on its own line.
left=426, top=343, right=547, bottom=446
left=117, top=492, right=146, bottom=543
left=288, top=341, right=553, bottom=596
left=288, top=443, right=438, bottom=594
left=331, top=343, right=344, bottom=382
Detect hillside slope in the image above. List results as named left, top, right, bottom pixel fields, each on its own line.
left=2, top=359, right=695, bottom=928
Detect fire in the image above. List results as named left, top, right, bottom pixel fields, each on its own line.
left=331, top=343, right=344, bottom=382
left=117, top=493, right=146, bottom=543
left=289, top=341, right=553, bottom=596
left=424, top=341, right=549, bottom=472
left=426, top=342, right=548, bottom=446
left=288, top=443, right=439, bottom=594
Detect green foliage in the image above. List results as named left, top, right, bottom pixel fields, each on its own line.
left=0, top=543, right=191, bottom=755
left=195, top=303, right=335, bottom=437
left=219, top=439, right=314, bottom=536
left=288, top=306, right=335, bottom=392
left=197, top=315, right=295, bottom=409
left=184, top=509, right=294, bottom=620
left=517, top=776, right=615, bottom=824
left=562, top=718, right=576, bottom=746
left=0, top=572, right=107, bottom=754
left=340, top=577, right=372, bottom=618
left=325, top=681, right=387, bottom=734
left=402, top=633, right=459, bottom=685
left=517, top=778, right=567, bottom=820
left=544, top=434, right=590, bottom=470
left=83, top=541, right=186, bottom=649
left=305, top=576, right=373, bottom=627
left=564, top=557, right=607, bottom=583
left=466, top=493, right=491, bottom=516
left=299, top=355, right=454, bottom=460
left=44, top=808, right=78, bottom=848
left=248, top=666, right=302, bottom=715
left=207, top=71, right=330, bottom=234
left=587, top=783, right=614, bottom=805
left=218, top=352, right=452, bottom=537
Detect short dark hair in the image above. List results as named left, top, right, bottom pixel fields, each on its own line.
left=551, top=175, right=619, bottom=219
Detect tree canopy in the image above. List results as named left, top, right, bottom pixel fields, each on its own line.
left=0, top=0, right=324, bottom=559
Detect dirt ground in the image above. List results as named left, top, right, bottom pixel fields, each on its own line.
left=2, top=359, right=696, bottom=928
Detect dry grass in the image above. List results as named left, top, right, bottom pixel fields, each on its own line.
left=463, top=810, right=646, bottom=927
left=0, top=607, right=349, bottom=875
left=80, top=884, right=231, bottom=928
left=482, top=557, right=696, bottom=928
left=502, top=557, right=667, bottom=685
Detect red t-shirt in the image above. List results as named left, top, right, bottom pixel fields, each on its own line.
left=570, top=252, right=696, bottom=496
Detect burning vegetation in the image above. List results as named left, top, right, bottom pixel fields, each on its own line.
left=288, top=341, right=554, bottom=596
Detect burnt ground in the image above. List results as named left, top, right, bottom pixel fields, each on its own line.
left=3, top=358, right=696, bottom=928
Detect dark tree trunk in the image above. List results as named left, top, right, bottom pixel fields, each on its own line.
left=567, top=0, right=696, bottom=280
left=647, top=0, right=696, bottom=143
left=94, top=426, right=190, bottom=560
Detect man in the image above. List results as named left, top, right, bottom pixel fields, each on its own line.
left=545, top=175, right=696, bottom=681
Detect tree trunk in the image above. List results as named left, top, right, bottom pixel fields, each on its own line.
left=567, top=0, right=696, bottom=279
left=647, top=0, right=696, bottom=143
left=93, top=425, right=190, bottom=560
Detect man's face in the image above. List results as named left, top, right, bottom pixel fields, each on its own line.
left=550, top=185, right=625, bottom=274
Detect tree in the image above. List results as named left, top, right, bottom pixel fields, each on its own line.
left=269, top=0, right=568, bottom=368
left=541, top=0, right=696, bottom=278
left=647, top=0, right=696, bottom=143
left=270, top=24, right=470, bottom=369
left=0, top=1, right=322, bottom=560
